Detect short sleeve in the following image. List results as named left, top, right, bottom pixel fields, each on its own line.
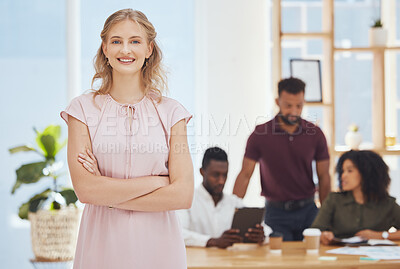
left=244, top=131, right=260, bottom=161
left=168, top=100, right=192, bottom=128
left=60, top=96, right=87, bottom=126
left=314, top=127, right=330, bottom=161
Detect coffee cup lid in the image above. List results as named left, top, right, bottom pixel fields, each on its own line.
left=303, top=228, right=321, bottom=236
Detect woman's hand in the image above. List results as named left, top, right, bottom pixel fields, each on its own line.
left=356, top=229, right=382, bottom=239
left=320, top=231, right=335, bottom=245
left=78, top=149, right=101, bottom=176
left=77, top=148, right=170, bottom=189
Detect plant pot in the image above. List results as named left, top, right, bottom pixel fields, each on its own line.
left=29, top=206, right=80, bottom=261
left=369, top=27, right=388, bottom=47
left=345, top=131, right=362, bottom=150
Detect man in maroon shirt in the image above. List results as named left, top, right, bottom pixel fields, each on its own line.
left=233, top=77, right=331, bottom=241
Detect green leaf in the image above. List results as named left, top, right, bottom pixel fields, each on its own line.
left=16, top=162, right=47, bottom=184
left=17, top=188, right=78, bottom=219
left=17, top=188, right=52, bottom=219
left=18, top=202, right=30, bottom=220
left=40, top=134, right=56, bottom=159
left=11, top=181, right=22, bottom=194
left=50, top=201, right=61, bottom=210
left=29, top=197, right=46, bottom=212
left=35, top=125, right=63, bottom=159
left=59, top=188, right=78, bottom=205
left=43, top=125, right=61, bottom=140
left=12, top=162, right=47, bottom=194
left=8, top=145, right=37, bottom=154
left=35, top=131, right=46, bottom=156
left=28, top=188, right=52, bottom=203
left=372, top=19, right=383, bottom=28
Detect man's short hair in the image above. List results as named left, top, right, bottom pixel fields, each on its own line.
left=278, top=77, right=305, bottom=96
left=202, top=147, right=228, bottom=169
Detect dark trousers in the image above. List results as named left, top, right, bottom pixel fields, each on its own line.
left=264, top=201, right=319, bottom=241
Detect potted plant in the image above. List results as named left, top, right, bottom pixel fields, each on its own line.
left=9, top=124, right=80, bottom=261
left=368, top=0, right=387, bottom=46
left=369, top=18, right=388, bottom=47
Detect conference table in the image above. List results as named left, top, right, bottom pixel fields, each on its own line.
left=186, top=241, right=400, bottom=269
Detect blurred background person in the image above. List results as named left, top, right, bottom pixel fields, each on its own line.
left=177, top=147, right=270, bottom=249
left=312, top=150, right=400, bottom=245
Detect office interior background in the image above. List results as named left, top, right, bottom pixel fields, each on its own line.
left=1, top=0, right=400, bottom=268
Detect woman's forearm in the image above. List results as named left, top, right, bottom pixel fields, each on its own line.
left=67, top=116, right=169, bottom=207
left=113, top=178, right=193, bottom=211
left=72, top=174, right=168, bottom=206
left=114, top=119, right=195, bottom=212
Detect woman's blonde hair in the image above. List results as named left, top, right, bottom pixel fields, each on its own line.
left=92, top=9, right=166, bottom=101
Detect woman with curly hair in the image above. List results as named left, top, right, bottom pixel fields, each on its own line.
left=311, top=150, right=400, bottom=245
left=60, top=9, right=193, bottom=269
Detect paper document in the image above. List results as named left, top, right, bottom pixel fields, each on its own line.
left=340, top=236, right=366, bottom=244
left=332, top=236, right=396, bottom=246
left=326, top=246, right=400, bottom=260
left=368, top=239, right=397, bottom=246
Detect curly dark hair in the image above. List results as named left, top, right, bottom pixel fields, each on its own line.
left=202, top=147, right=228, bottom=169
left=278, top=77, right=305, bottom=96
left=336, top=150, right=390, bottom=202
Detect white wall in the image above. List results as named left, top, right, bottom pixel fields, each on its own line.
left=193, top=0, right=273, bottom=206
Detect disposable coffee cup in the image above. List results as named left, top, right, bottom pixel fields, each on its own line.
left=303, top=228, right=321, bottom=254
left=269, top=232, right=283, bottom=254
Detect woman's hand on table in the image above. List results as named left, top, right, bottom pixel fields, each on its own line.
left=356, top=229, right=383, bottom=239
left=320, top=231, right=334, bottom=245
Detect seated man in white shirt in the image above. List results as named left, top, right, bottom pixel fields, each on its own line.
left=177, top=147, right=270, bottom=248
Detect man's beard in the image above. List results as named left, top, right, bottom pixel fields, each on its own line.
left=278, top=113, right=301, bottom=126
left=203, top=182, right=223, bottom=196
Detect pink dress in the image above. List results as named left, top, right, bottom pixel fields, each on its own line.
left=61, top=91, right=192, bottom=269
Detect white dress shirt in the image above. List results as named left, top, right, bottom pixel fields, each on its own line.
left=177, top=184, right=271, bottom=247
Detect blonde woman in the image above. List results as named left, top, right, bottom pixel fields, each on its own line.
left=61, top=9, right=193, bottom=269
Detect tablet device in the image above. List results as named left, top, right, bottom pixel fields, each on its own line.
left=231, top=207, right=265, bottom=242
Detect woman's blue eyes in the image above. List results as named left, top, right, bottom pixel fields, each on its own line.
left=111, top=40, right=140, bottom=44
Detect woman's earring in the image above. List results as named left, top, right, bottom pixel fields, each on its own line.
left=106, top=58, right=110, bottom=66
left=143, top=58, right=149, bottom=68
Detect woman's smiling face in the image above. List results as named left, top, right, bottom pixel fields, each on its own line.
left=102, top=19, right=153, bottom=76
